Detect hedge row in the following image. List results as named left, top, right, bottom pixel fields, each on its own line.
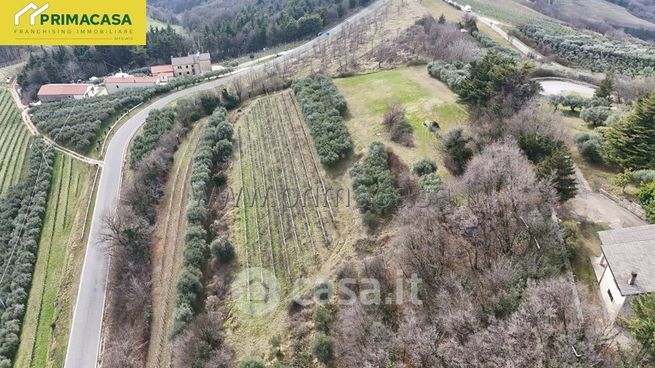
left=292, top=74, right=353, bottom=167
left=173, top=107, right=234, bottom=334
left=0, top=140, right=54, bottom=367
left=30, top=68, right=232, bottom=153
left=471, top=30, right=520, bottom=60
left=129, top=108, right=177, bottom=167
left=518, top=23, right=655, bottom=75
left=350, top=141, right=401, bottom=220
left=427, top=61, right=470, bottom=92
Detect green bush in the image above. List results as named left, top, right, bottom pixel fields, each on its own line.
left=633, top=170, right=655, bottom=186
left=574, top=132, right=604, bottom=164
left=638, top=181, right=655, bottom=223
left=419, top=173, right=443, bottom=193
left=581, top=106, right=611, bottom=127
left=413, top=159, right=437, bottom=176
left=443, top=127, right=474, bottom=175
left=292, top=74, right=352, bottom=166
left=313, top=306, right=334, bottom=333
left=350, top=142, right=401, bottom=219
left=311, top=335, right=334, bottom=363
left=210, top=237, right=235, bottom=263
left=238, top=357, right=266, bottom=368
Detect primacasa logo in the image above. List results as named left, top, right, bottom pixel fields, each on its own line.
left=15, top=2, right=132, bottom=26
left=14, top=3, right=49, bottom=26
left=2, top=0, right=145, bottom=45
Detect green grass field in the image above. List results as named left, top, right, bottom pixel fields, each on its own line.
left=335, top=66, right=467, bottom=175
left=15, top=153, right=94, bottom=368
left=0, top=88, right=32, bottom=195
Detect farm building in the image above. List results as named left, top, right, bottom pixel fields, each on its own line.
left=593, top=224, right=655, bottom=321
left=37, top=83, right=97, bottom=102
left=104, top=74, right=164, bottom=94
left=171, top=52, right=211, bottom=77
left=150, top=64, right=174, bottom=78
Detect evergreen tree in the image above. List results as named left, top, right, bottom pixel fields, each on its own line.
left=537, top=147, right=577, bottom=202
left=626, top=294, right=655, bottom=358
left=603, top=92, right=655, bottom=170
left=595, top=71, right=614, bottom=99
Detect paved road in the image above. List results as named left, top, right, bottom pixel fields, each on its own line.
left=538, top=79, right=596, bottom=97
left=64, top=1, right=386, bottom=367
left=566, top=167, right=646, bottom=229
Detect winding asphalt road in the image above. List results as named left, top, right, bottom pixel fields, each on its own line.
left=63, top=1, right=386, bottom=367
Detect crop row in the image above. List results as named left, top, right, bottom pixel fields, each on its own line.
left=235, top=92, right=338, bottom=283
left=0, top=90, right=31, bottom=195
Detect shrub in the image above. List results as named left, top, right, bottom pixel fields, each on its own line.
left=633, top=170, right=655, bottom=186
left=638, top=181, right=655, bottom=223
left=311, top=335, right=334, bottom=363
left=574, top=132, right=604, bottom=164
left=350, top=142, right=401, bottom=219
left=413, top=159, right=437, bottom=176
left=427, top=61, right=469, bottom=91
left=213, top=171, right=228, bottom=186
left=210, top=237, right=235, bottom=263
left=313, top=306, right=334, bottom=333
left=580, top=106, right=611, bottom=127
left=419, top=173, right=443, bottom=193
left=443, top=127, right=474, bottom=175
left=383, top=103, right=413, bottom=146
left=292, top=74, right=352, bottom=166
left=238, top=357, right=266, bottom=368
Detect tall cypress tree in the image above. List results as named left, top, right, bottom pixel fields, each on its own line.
left=603, top=92, right=655, bottom=170
left=537, top=147, right=577, bottom=202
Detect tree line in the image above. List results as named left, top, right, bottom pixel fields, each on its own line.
left=173, top=106, right=234, bottom=335
left=102, top=87, right=236, bottom=366
left=292, top=74, right=352, bottom=167
left=518, top=22, right=655, bottom=75
left=0, top=140, right=54, bottom=367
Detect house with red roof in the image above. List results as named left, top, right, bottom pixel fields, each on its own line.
left=104, top=74, right=164, bottom=94
left=37, top=83, right=97, bottom=103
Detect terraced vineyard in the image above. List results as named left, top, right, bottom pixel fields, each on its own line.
left=233, top=91, right=340, bottom=286
left=15, top=154, right=94, bottom=368
left=0, top=88, right=32, bottom=194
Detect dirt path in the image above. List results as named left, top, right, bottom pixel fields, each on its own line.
left=564, top=166, right=646, bottom=229
left=146, top=121, right=206, bottom=368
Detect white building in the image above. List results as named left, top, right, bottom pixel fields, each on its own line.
left=104, top=74, right=163, bottom=94
left=594, top=225, right=655, bottom=321
left=37, top=83, right=97, bottom=102
left=171, top=52, right=211, bottom=77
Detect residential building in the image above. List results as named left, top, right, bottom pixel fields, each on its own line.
left=150, top=64, right=174, bottom=78
left=104, top=74, right=163, bottom=94
left=593, top=224, right=655, bottom=320
left=37, top=83, right=97, bottom=102
left=171, top=52, right=211, bottom=77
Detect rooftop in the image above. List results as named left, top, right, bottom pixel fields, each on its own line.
left=599, top=224, right=655, bottom=296
left=104, top=76, right=160, bottom=84
left=150, top=64, right=174, bottom=74
left=171, top=52, right=210, bottom=65
left=37, top=83, right=91, bottom=96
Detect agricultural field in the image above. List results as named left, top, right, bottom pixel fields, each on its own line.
left=146, top=119, right=207, bottom=368
left=0, top=88, right=32, bottom=195
left=15, top=154, right=95, bottom=368
left=146, top=16, right=188, bottom=36
left=228, top=90, right=363, bottom=355
left=334, top=66, right=468, bottom=173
